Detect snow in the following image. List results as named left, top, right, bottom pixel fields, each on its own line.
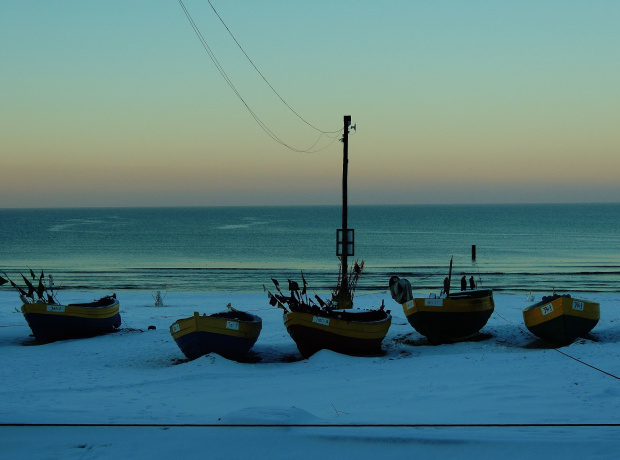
left=2, top=290, right=620, bottom=459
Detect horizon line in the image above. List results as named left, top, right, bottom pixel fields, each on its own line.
left=1, top=201, right=619, bottom=211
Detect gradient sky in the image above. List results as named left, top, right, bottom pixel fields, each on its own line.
left=2, top=0, right=619, bottom=208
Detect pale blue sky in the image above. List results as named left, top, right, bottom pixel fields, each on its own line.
left=2, top=0, right=619, bottom=207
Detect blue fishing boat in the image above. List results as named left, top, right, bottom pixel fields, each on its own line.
left=170, top=306, right=262, bottom=361
left=21, top=295, right=121, bottom=342
left=2, top=269, right=121, bottom=342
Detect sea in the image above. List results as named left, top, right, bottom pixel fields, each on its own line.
left=1, top=204, right=618, bottom=295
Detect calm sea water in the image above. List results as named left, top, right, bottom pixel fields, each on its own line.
left=1, top=204, right=618, bottom=294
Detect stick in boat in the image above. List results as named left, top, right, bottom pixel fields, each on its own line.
left=1, top=271, right=29, bottom=300
left=448, top=256, right=453, bottom=288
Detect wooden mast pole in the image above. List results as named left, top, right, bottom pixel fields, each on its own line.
left=341, top=115, right=351, bottom=304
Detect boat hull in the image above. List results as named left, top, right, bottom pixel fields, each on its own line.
left=523, top=295, right=599, bottom=345
left=21, top=297, right=121, bottom=342
left=400, top=289, right=495, bottom=343
left=283, top=310, right=392, bottom=358
left=170, top=311, right=262, bottom=361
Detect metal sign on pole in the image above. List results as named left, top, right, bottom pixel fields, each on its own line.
left=336, top=228, right=354, bottom=257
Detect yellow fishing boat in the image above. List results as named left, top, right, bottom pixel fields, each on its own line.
left=21, top=295, right=121, bottom=343
left=389, top=270, right=494, bottom=343
left=170, top=307, right=262, bottom=361
left=281, top=305, right=391, bottom=358
left=268, top=268, right=392, bottom=358
left=2, top=269, right=121, bottom=342
left=523, top=294, right=599, bottom=345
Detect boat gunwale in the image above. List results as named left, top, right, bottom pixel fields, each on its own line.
left=523, top=295, right=600, bottom=328
left=400, top=294, right=495, bottom=315
left=21, top=299, right=120, bottom=319
left=170, top=311, right=262, bottom=341
left=283, top=310, right=392, bottom=340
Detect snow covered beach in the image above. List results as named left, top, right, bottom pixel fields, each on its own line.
left=2, top=290, right=620, bottom=458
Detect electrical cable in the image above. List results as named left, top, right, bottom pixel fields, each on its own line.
left=177, top=0, right=343, bottom=153
left=207, top=0, right=341, bottom=136
left=3, top=422, right=620, bottom=428
left=494, top=302, right=620, bottom=381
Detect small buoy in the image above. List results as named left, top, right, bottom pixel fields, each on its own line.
left=148, top=325, right=156, bottom=330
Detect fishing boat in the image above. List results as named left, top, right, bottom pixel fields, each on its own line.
left=389, top=261, right=494, bottom=343
left=282, top=307, right=390, bottom=359
left=267, top=272, right=391, bottom=358
left=265, top=116, right=391, bottom=358
left=170, top=306, right=262, bottom=361
left=21, top=295, right=121, bottom=342
left=1, top=269, right=121, bottom=342
left=523, top=294, right=600, bottom=345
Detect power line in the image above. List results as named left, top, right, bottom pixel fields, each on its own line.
left=4, top=422, right=620, bottom=427
left=555, top=348, right=620, bottom=380
left=493, top=307, right=620, bottom=381
left=177, top=0, right=342, bottom=153
left=207, top=0, right=341, bottom=136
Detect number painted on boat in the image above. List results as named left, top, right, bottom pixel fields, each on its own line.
left=405, top=300, right=414, bottom=310
left=313, top=316, right=330, bottom=326
left=226, top=321, right=240, bottom=331
left=541, top=304, right=554, bottom=316
left=425, top=299, right=443, bottom=307
left=46, top=305, right=65, bottom=313
left=171, top=323, right=180, bottom=333
left=572, top=300, right=584, bottom=311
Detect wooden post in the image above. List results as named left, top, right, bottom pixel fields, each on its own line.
left=340, top=115, right=351, bottom=306
left=472, top=244, right=476, bottom=261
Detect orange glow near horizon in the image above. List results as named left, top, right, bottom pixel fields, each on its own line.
left=2, top=1, right=619, bottom=208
